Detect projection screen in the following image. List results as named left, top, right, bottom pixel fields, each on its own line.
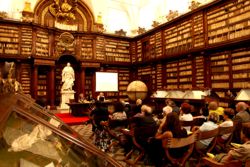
left=95, top=72, right=118, bottom=92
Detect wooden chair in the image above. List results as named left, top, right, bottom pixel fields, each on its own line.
left=101, top=119, right=128, bottom=151
left=162, top=131, right=198, bottom=167
left=180, top=120, right=194, bottom=127
left=216, top=126, right=234, bottom=152
left=195, top=128, right=219, bottom=154
left=202, top=157, right=243, bottom=167
left=122, top=128, right=145, bottom=166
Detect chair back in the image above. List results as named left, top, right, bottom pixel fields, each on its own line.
left=196, top=127, right=219, bottom=154
left=162, top=131, right=198, bottom=167
left=198, top=127, right=219, bottom=140
left=180, top=120, right=193, bottom=127
left=218, top=126, right=234, bottom=136
left=163, top=131, right=198, bottom=149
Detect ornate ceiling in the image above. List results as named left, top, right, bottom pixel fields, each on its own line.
left=0, top=0, right=213, bottom=36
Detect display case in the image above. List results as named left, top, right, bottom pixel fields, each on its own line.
left=0, top=93, right=122, bottom=167
left=235, top=89, right=250, bottom=101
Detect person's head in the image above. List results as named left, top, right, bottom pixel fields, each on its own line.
left=114, top=102, right=124, bottom=113
left=136, top=99, right=142, bottom=106
left=163, top=112, right=182, bottom=135
left=208, top=112, right=219, bottom=123
left=241, top=123, right=250, bottom=142
left=141, top=105, right=152, bottom=116
left=208, top=101, right=218, bottom=110
left=67, top=62, right=71, bottom=66
left=79, top=93, right=84, bottom=99
left=181, top=102, right=191, bottom=114
left=236, top=102, right=248, bottom=112
left=223, top=108, right=235, bottom=120
left=163, top=106, right=172, bottom=116
left=99, top=92, right=104, bottom=96
left=124, top=103, right=131, bottom=113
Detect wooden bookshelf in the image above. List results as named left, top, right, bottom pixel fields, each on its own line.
left=207, top=0, right=250, bottom=45
left=130, top=41, right=137, bottom=63
left=95, top=36, right=105, bottom=61
left=55, top=67, right=62, bottom=105
left=178, top=58, right=192, bottom=89
left=37, top=67, right=48, bottom=98
left=156, top=63, right=163, bottom=89
left=20, top=26, right=32, bottom=56
left=193, top=12, right=205, bottom=48
left=164, top=19, right=192, bottom=55
left=20, top=63, right=31, bottom=94
left=81, top=37, right=93, bottom=60
left=105, top=38, right=130, bottom=62
left=210, top=51, right=230, bottom=89
left=0, top=25, right=19, bottom=55
left=136, top=40, right=142, bottom=62
left=231, top=47, right=250, bottom=88
left=149, top=31, right=163, bottom=59
left=36, top=29, right=49, bottom=57
left=118, top=68, right=130, bottom=100
left=194, top=55, right=205, bottom=88
left=85, top=74, right=93, bottom=99
left=166, top=61, right=178, bottom=89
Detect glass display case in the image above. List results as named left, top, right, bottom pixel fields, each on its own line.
left=235, top=89, right=250, bottom=101
left=0, top=93, right=122, bottom=167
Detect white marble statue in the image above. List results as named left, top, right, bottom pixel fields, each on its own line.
left=61, top=62, right=75, bottom=91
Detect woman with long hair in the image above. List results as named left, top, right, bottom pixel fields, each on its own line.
left=147, top=112, right=188, bottom=166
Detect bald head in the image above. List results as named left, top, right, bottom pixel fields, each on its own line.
left=236, top=102, right=248, bottom=112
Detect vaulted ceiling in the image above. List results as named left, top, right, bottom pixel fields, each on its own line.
left=0, top=0, right=213, bottom=36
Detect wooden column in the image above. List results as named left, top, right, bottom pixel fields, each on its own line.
left=80, top=67, right=86, bottom=96
left=32, top=65, right=38, bottom=99
left=49, top=66, right=56, bottom=109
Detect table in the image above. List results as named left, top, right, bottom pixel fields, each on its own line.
left=66, top=102, right=93, bottom=117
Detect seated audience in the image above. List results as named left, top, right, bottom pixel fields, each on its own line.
left=148, top=112, right=188, bottom=166
left=195, top=112, right=219, bottom=150
left=179, top=102, right=193, bottom=131
left=217, top=108, right=234, bottom=143
left=212, top=123, right=250, bottom=164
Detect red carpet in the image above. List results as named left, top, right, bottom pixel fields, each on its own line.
left=55, top=113, right=89, bottom=125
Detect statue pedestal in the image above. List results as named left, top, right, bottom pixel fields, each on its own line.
left=60, top=90, right=75, bottom=111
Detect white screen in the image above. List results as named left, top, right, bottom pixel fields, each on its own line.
left=95, top=72, right=118, bottom=92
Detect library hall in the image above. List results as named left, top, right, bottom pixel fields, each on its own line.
left=0, top=0, right=250, bottom=166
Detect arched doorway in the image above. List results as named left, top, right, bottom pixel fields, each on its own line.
left=55, top=55, right=81, bottom=106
